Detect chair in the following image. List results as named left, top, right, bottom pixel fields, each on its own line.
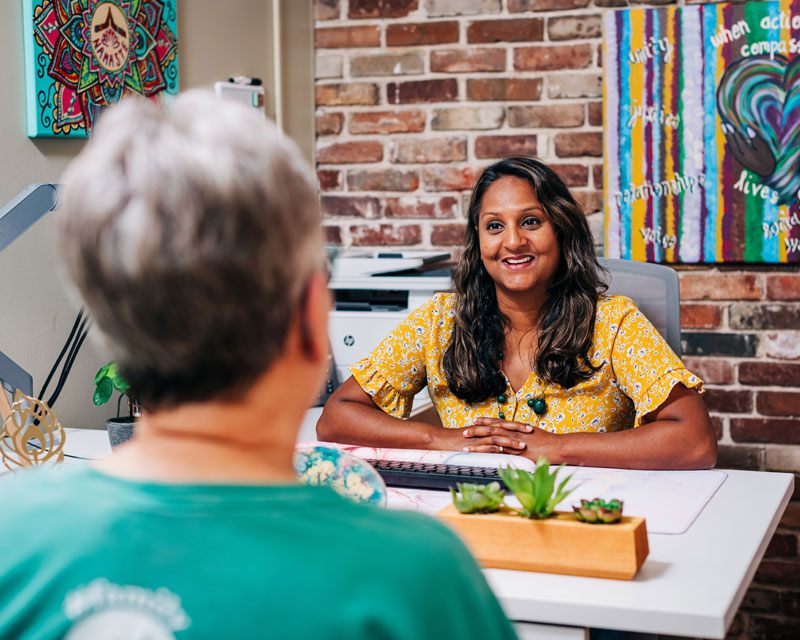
left=597, top=258, right=682, bottom=357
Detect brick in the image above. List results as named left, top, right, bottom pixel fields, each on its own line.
left=346, top=169, right=419, bottom=192
left=548, top=15, right=602, bottom=41
left=349, top=0, right=417, bottom=19
left=765, top=534, right=798, bottom=559
left=767, top=275, right=800, bottom=300
left=544, top=164, right=588, bottom=188
left=426, top=0, right=501, bottom=16
left=780, top=501, right=800, bottom=528
left=475, top=135, right=538, bottom=159
left=573, top=190, right=603, bottom=215
left=740, top=362, right=800, bottom=387
left=741, top=587, right=782, bottom=612
left=750, top=613, right=800, bottom=640
left=317, top=141, right=383, bottom=164
left=594, top=0, right=631, bottom=5
left=680, top=304, right=723, bottom=329
left=431, top=106, right=504, bottom=130
left=315, top=25, right=380, bottom=49
left=467, top=18, right=543, bottom=43
left=467, top=78, right=543, bottom=102
left=384, top=196, right=458, bottom=218
left=716, top=443, right=762, bottom=470
left=754, top=560, right=800, bottom=587
left=782, top=588, right=800, bottom=616
left=316, top=112, right=344, bottom=136
left=508, top=104, right=584, bottom=128
left=321, top=196, right=380, bottom=218
left=316, top=83, right=378, bottom=106
left=323, top=225, right=343, bottom=245
left=730, top=304, right=800, bottom=330
left=316, top=54, right=343, bottom=79
left=391, top=137, right=467, bottom=163
left=431, top=222, right=467, bottom=246
left=588, top=101, right=603, bottom=126
left=350, top=53, right=424, bottom=77
left=349, top=110, right=426, bottom=135
left=515, top=45, right=593, bottom=71
left=681, top=332, right=757, bottom=357
left=758, top=391, right=800, bottom=416
left=386, top=21, right=459, bottom=46
left=548, top=73, right=603, bottom=99
left=509, top=0, right=590, bottom=10
left=592, top=164, right=603, bottom=188
left=350, top=223, right=422, bottom=246
left=430, top=48, right=506, bottom=73
left=554, top=132, right=603, bottom=157
left=704, top=388, right=752, bottom=414
left=766, top=447, right=800, bottom=472
left=711, top=415, right=723, bottom=439
left=731, top=418, right=800, bottom=444
left=681, top=357, right=734, bottom=384
left=679, top=273, right=762, bottom=301
left=317, top=169, right=342, bottom=191
left=759, top=333, right=800, bottom=361
left=422, top=166, right=477, bottom=191
left=315, top=0, right=340, bottom=20
left=387, top=79, right=458, bottom=104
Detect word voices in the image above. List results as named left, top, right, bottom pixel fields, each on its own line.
left=639, top=226, right=677, bottom=249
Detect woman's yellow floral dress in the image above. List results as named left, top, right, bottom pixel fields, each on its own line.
left=351, top=293, right=704, bottom=433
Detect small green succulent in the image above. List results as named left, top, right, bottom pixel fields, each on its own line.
left=573, top=498, right=624, bottom=524
left=93, top=362, right=130, bottom=406
left=499, top=457, right=576, bottom=520
left=451, top=482, right=505, bottom=514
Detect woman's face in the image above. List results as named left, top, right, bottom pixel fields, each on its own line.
left=477, top=175, right=560, bottom=298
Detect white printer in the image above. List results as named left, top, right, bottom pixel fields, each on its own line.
left=327, top=251, right=453, bottom=405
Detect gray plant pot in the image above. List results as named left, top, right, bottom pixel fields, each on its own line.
left=107, top=417, right=136, bottom=448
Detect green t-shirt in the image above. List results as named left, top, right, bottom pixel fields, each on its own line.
left=0, top=466, right=518, bottom=640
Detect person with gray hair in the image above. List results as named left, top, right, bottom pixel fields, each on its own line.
left=0, top=91, right=517, bottom=640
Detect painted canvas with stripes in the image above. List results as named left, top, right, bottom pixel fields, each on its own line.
left=603, top=1, right=800, bottom=263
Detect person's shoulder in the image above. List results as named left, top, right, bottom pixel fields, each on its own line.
left=596, top=294, right=639, bottom=324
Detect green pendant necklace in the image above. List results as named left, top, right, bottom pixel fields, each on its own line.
left=496, top=350, right=547, bottom=418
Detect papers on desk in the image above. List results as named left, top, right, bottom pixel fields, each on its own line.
left=302, top=443, right=728, bottom=535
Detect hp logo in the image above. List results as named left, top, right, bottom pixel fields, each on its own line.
left=343, top=335, right=355, bottom=347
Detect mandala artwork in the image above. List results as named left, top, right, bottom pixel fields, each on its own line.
left=23, top=0, right=178, bottom=137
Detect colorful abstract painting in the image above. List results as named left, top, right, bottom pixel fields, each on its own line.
left=22, top=0, right=178, bottom=138
left=604, top=1, right=800, bottom=263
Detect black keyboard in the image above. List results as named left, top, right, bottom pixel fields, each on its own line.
left=365, top=459, right=505, bottom=491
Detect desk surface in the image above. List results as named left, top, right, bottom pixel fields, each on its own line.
left=56, top=426, right=792, bottom=639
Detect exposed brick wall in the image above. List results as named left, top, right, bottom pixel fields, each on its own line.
left=314, top=1, right=800, bottom=636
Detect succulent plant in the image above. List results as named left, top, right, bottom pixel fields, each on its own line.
left=573, top=498, right=624, bottom=524
left=450, top=482, right=505, bottom=514
left=499, top=457, right=576, bottom=520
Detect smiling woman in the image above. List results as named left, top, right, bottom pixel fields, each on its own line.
left=317, top=157, right=717, bottom=471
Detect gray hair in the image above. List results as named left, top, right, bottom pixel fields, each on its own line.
left=58, top=91, right=322, bottom=409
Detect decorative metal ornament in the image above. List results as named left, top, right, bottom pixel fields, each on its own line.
left=0, top=391, right=65, bottom=471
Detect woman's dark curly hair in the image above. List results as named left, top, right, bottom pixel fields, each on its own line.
left=441, top=157, right=607, bottom=403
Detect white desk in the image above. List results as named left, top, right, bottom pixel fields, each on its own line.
left=56, top=427, right=791, bottom=640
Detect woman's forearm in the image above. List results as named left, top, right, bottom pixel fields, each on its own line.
left=550, top=418, right=717, bottom=470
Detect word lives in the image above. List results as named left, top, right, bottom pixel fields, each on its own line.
left=626, top=102, right=680, bottom=130
left=614, top=173, right=705, bottom=206
left=734, top=170, right=780, bottom=205
left=639, top=226, right=677, bottom=249
left=629, top=37, right=673, bottom=64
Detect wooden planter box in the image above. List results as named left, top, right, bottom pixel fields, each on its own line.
left=436, top=505, right=649, bottom=580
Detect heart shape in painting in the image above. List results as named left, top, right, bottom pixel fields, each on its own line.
left=717, top=55, right=800, bottom=205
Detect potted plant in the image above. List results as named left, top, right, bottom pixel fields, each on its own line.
left=437, top=457, right=648, bottom=580
left=93, top=362, right=140, bottom=447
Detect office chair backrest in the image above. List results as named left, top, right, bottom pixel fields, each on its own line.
left=597, top=258, right=682, bottom=357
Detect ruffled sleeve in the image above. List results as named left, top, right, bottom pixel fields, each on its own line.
left=609, top=298, right=704, bottom=427
left=350, top=296, right=439, bottom=419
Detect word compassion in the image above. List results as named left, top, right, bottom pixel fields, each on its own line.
left=629, top=37, right=673, bottom=64
left=626, top=102, right=680, bottom=130
left=614, top=173, right=705, bottom=206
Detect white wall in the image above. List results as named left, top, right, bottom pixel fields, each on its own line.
left=0, top=0, right=312, bottom=428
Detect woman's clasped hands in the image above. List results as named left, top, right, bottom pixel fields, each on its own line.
left=460, top=416, right=558, bottom=458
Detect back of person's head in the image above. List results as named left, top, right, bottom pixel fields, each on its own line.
left=58, top=91, right=322, bottom=410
